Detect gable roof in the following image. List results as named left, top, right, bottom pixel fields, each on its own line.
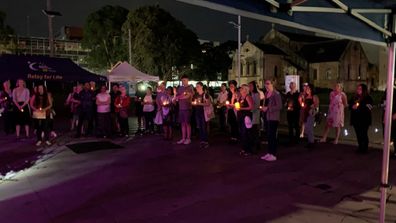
left=278, top=31, right=332, bottom=43
left=252, top=43, right=286, bottom=55
left=299, top=40, right=350, bottom=63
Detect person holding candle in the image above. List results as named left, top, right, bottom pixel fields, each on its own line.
left=12, top=79, right=30, bottom=139
left=96, top=85, right=111, bottom=138
left=216, top=83, right=228, bottom=132
left=162, top=86, right=174, bottom=140
left=192, top=82, right=210, bottom=148
left=75, top=82, right=95, bottom=138
left=302, top=84, right=320, bottom=149
left=320, top=82, right=347, bottom=144
left=285, top=81, right=300, bottom=145
left=236, top=84, right=254, bottom=156
left=115, top=86, right=131, bottom=137
left=260, top=80, right=282, bottom=161
left=349, top=84, right=373, bottom=154
left=226, top=80, right=239, bottom=142
left=298, top=83, right=309, bottom=138
left=0, top=80, right=14, bottom=135
left=143, top=87, right=155, bottom=134
left=30, top=84, right=52, bottom=146
left=249, top=81, right=261, bottom=153
left=176, top=75, right=194, bottom=145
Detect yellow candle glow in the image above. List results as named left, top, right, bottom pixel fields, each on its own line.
left=225, top=100, right=230, bottom=105
left=356, top=102, right=360, bottom=107
left=234, top=102, right=241, bottom=110
left=301, top=102, right=305, bottom=108
left=20, top=109, right=24, bottom=112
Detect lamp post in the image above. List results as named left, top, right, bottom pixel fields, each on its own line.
left=42, top=0, right=61, bottom=57
left=229, top=15, right=241, bottom=84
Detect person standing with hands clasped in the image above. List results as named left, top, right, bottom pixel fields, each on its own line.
left=115, top=86, right=131, bottom=137
left=260, top=80, right=282, bottom=162
left=175, top=75, right=193, bottom=145
left=349, top=84, right=373, bottom=154
left=192, top=82, right=210, bottom=149
left=30, top=84, right=52, bottom=146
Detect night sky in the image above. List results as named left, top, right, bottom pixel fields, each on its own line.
left=0, top=0, right=274, bottom=42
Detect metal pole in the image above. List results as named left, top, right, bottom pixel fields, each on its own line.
left=379, top=14, right=396, bottom=223
left=128, top=28, right=132, bottom=65
left=237, top=15, right=241, bottom=84
left=47, top=0, right=54, bottom=57
left=379, top=42, right=395, bottom=223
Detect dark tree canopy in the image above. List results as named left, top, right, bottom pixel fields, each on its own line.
left=123, top=6, right=201, bottom=80
left=0, top=10, right=14, bottom=41
left=82, top=5, right=129, bottom=70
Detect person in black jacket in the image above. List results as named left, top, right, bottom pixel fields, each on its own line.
left=349, top=84, right=373, bottom=154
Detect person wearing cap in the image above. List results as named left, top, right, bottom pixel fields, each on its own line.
left=235, top=84, right=254, bottom=156
left=260, top=80, right=282, bottom=162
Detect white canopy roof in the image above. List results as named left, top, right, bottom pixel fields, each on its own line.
left=108, top=61, right=159, bottom=82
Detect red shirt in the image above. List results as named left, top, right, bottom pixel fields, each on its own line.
left=114, top=95, right=131, bottom=112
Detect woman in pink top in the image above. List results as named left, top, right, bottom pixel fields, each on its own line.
left=12, top=79, right=30, bottom=138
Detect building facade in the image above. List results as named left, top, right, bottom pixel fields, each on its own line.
left=228, top=41, right=297, bottom=89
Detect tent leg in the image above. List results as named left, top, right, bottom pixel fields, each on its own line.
left=379, top=42, right=395, bottom=223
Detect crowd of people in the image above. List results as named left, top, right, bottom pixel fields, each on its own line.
left=1, top=75, right=395, bottom=161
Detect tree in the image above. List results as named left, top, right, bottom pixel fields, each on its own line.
left=82, top=5, right=129, bottom=70
left=194, top=41, right=236, bottom=81
left=123, top=6, right=201, bottom=80
left=0, top=10, right=14, bottom=53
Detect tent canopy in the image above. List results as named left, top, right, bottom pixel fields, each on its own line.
left=108, top=61, right=159, bottom=82
left=178, top=0, right=396, bottom=45
left=0, top=54, right=106, bottom=82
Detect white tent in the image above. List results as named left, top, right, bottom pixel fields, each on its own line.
left=107, top=61, right=159, bottom=82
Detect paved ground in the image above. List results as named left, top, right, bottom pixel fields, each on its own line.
left=0, top=116, right=396, bottom=223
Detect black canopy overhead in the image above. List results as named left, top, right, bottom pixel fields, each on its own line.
left=0, top=54, right=106, bottom=82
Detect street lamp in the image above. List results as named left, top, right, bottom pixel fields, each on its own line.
left=229, top=15, right=241, bottom=84
left=42, top=0, right=62, bottom=57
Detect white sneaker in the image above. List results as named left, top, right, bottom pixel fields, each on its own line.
left=183, top=139, right=191, bottom=145
left=177, top=139, right=185, bottom=144
left=35, top=141, right=42, bottom=146
left=264, top=154, right=277, bottom=162
left=45, top=141, right=52, bottom=146
left=260, top=153, right=270, bottom=160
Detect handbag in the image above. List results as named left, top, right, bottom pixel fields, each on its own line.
left=154, top=110, right=163, bottom=125
left=204, top=95, right=215, bottom=122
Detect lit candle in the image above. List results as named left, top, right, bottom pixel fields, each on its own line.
left=90, top=87, right=94, bottom=90
left=356, top=102, right=360, bottom=107
left=39, top=107, right=42, bottom=111
left=192, top=100, right=197, bottom=105
left=225, top=100, right=230, bottom=105
left=20, top=108, right=24, bottom=112
left=4, top=97, right=7, bottom=100
left=183, top=92, right=187, bottom=96
left=234, top=102, right=240, bottom=110
left=260, top=106, right=263, bottom=109
left=301, top=102, right=305, bottom=108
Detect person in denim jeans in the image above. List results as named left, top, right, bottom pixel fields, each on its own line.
left=302, top=84, right=320, bottom=149
left=260, top=80, right=282, bottom=162
left=192, top=82, right=210, bottom=149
